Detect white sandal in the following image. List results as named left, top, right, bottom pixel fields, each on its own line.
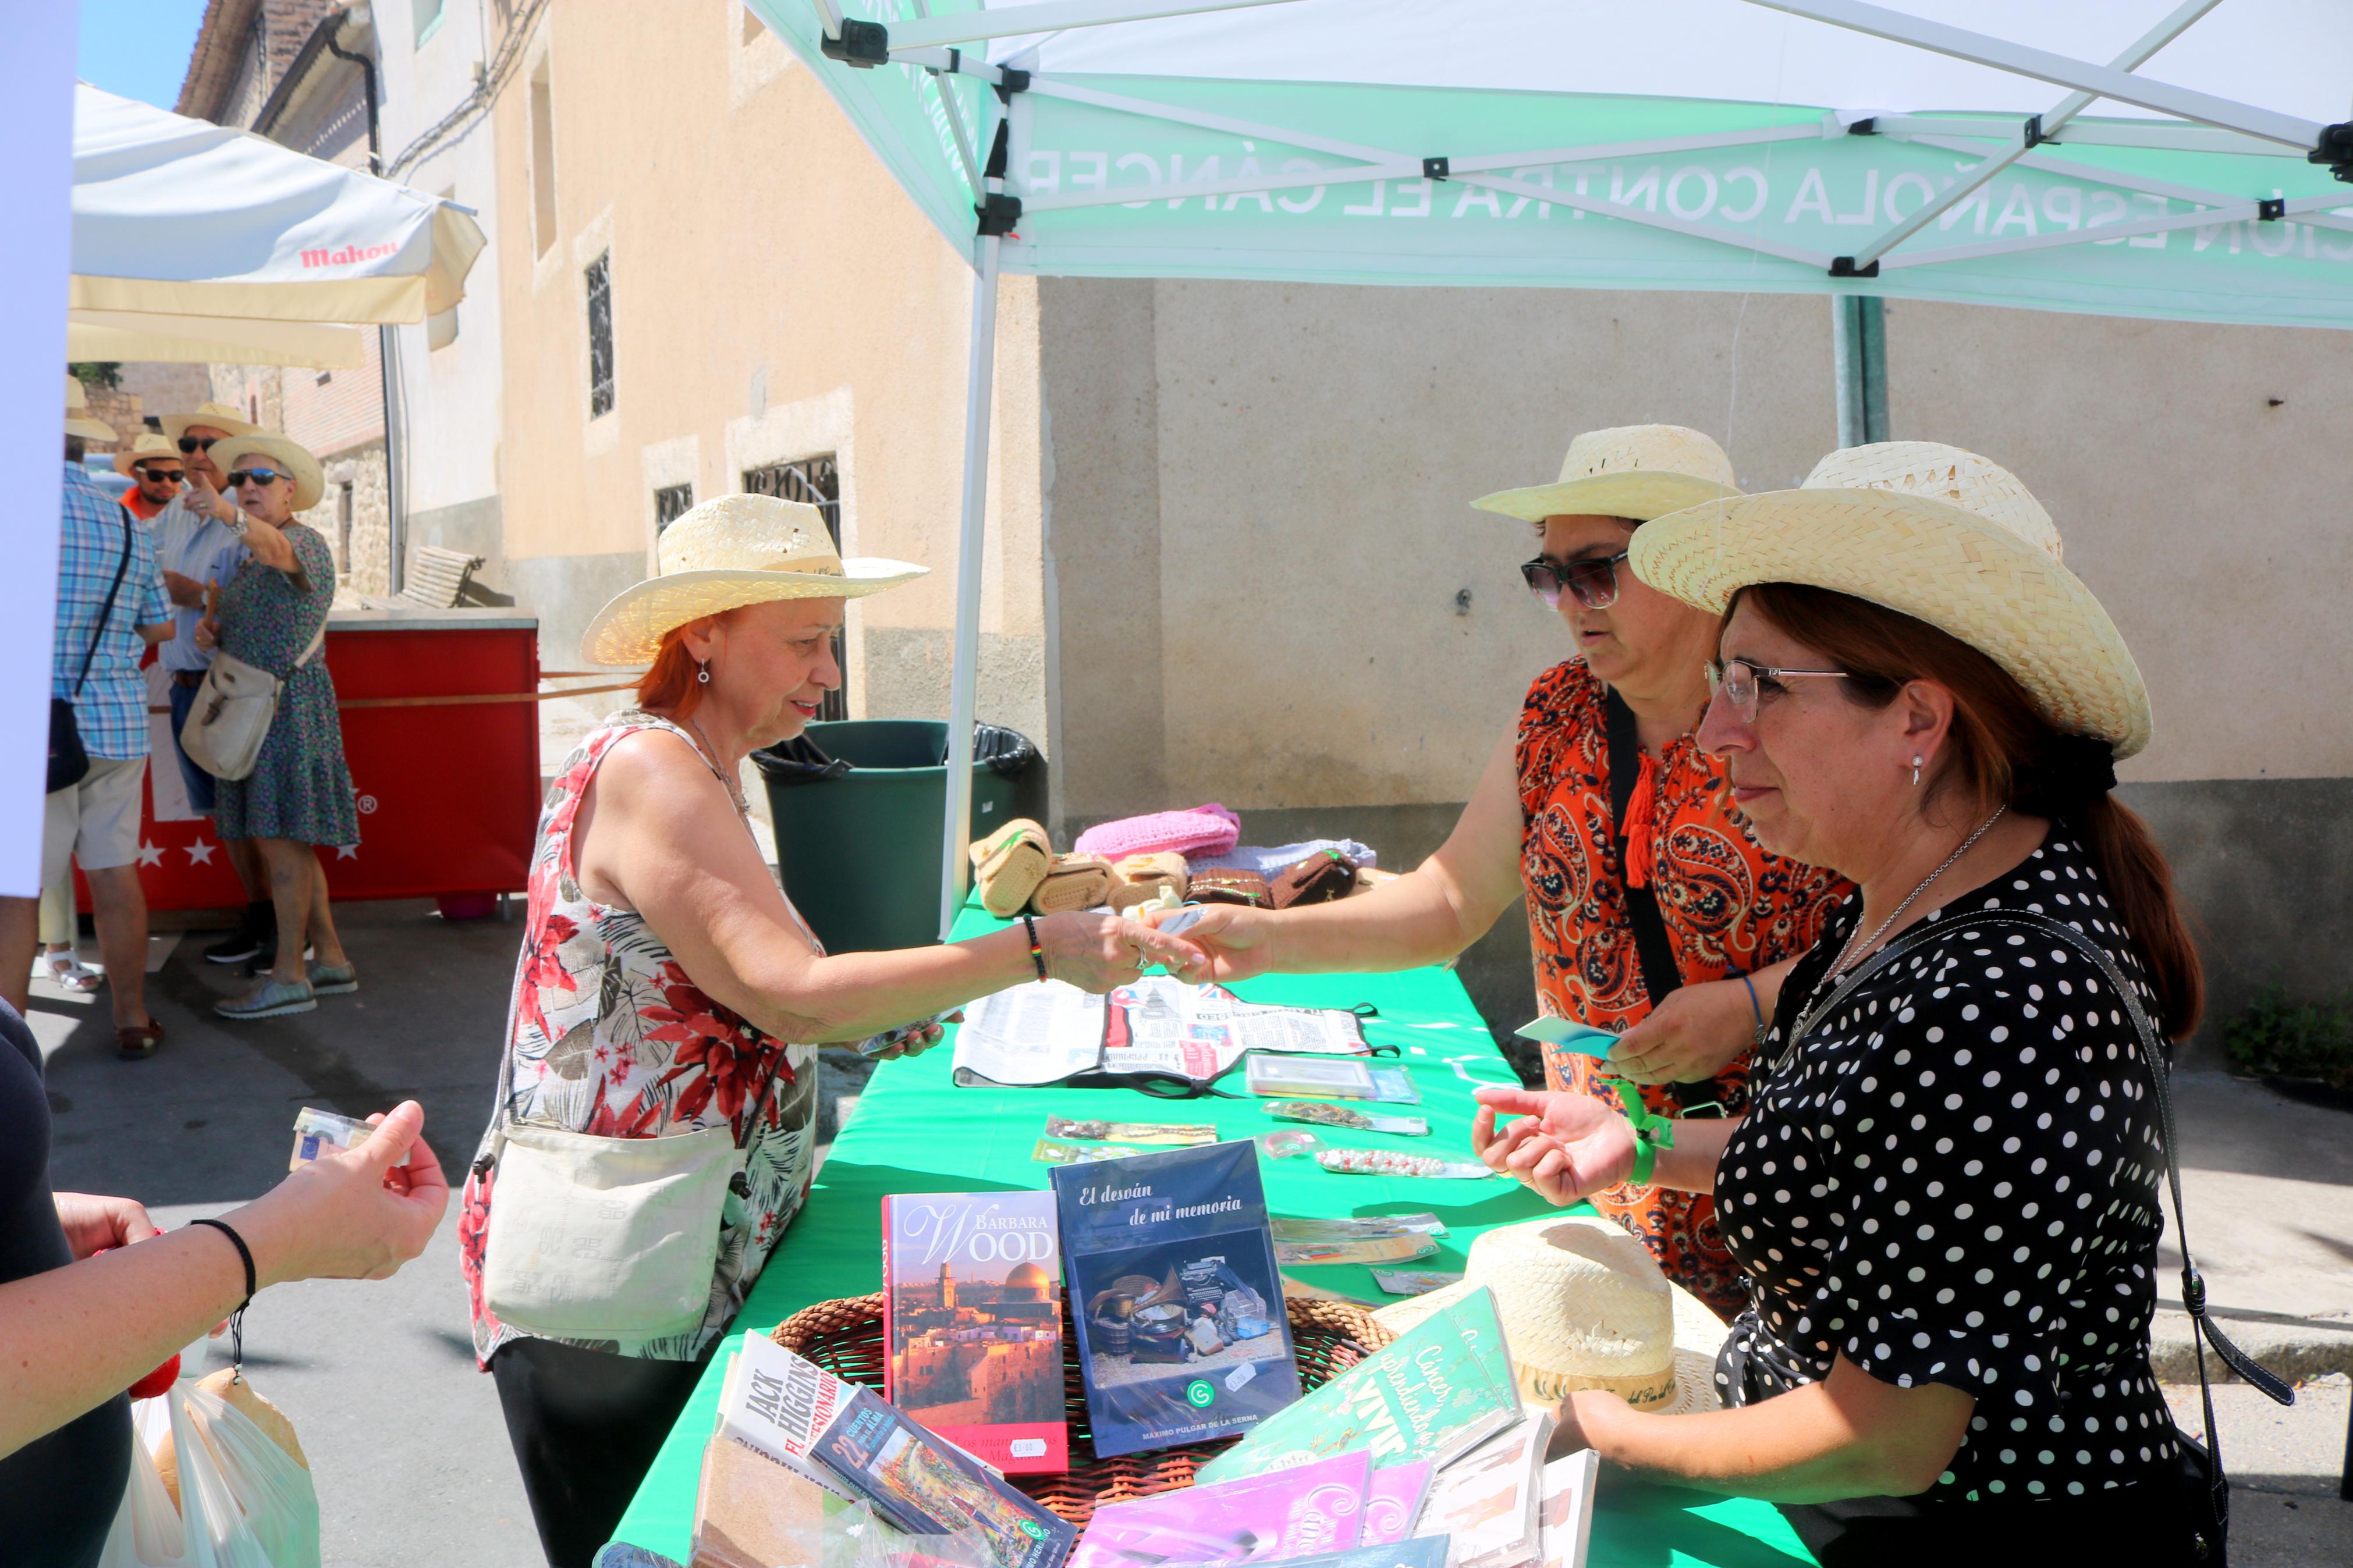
left=36, top=950, right=104, bottom=993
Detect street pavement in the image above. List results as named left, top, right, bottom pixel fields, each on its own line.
left=22, top=901, right=2353, bottom=1565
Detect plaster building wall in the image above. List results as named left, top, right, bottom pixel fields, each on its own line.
left=374, top=0, right=513, bottom=610
left=488, top=0, right=1047, bottom=776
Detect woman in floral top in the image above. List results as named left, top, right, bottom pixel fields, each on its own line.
left=462, top=495, right=1206, bottom=1567
left=1156, top=426, right=1846, bottom=1318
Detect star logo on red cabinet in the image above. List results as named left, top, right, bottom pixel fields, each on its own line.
left=335, top=844, right=359, bottom=860
left=186, top=840, right=217, bottom=865
left=136, top=842, right=163, bottom=867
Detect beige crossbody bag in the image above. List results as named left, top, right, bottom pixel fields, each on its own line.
left=180, top=621, right=326, bottom=781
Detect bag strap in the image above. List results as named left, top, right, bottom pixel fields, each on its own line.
left=73, top=510, right=138, bottom=698
left=1780, top=905, right=2295, bottom=1513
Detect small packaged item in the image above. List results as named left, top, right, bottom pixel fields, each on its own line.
left=1268, top=849, right=1358, bottom=909
left=1256, top=1130, right=1328, bottom=1160
left=970, top=819, right=1052, bottom=918
left=289, top=1107, right=409, bottom=1171
left=1372, top=1267, right=1467, bottom=1296
left=1244, top=1054, right=1419, bottom=1104
left=1265, top=1100, right=1429, bottom=1136
left=1186, top=867, right=1271, bottom=907
left=1314, top=1148, right=1496, bottom=1179
left=1034, top=1138, right=1147, bottom=1165
left=1045, top=1114, right=1218, bottom=1147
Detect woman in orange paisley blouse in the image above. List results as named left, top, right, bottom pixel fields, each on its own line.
left=1156, top=426, right=1847, bottom=1316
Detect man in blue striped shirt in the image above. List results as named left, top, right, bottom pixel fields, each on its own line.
left=1, top=392, right=176, bottom=1059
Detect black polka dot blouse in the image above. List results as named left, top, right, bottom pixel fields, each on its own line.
left=1713, top=833, right=2178, bottom=1504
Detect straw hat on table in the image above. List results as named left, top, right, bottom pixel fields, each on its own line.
left=158, top=400, right=260, bottom=442
left=1374, top=1215, right=1724, bottom=1417
left=63, top=375, right=116, bottom=443
left=581, top=492, right=927, bottom=668
left=210, top=433, right=325, bottom=511
left=1630, top=440, right=2152, bottom=758
left=1471, top=424, right=1742, bottom=523
left=113, top=431, right=182, bottom=477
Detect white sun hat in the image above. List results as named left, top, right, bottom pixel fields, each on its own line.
left=64, top=375, right=117, bottom=443
left=158, top=400, right=261, bottom=441
left=581, top=492, right=928, bottom=668
left=112, top=431, right=182, bottom=477
left=1471, top=424, right=1741, bottom=524
left=1372, top=1215, right=1724, bottom=1417
left=210, top=433, right=325, bottom=511
left=1631, top=440, right=2152, bottom=759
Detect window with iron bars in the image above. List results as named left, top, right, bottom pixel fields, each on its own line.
left=654, top=482, right=694, bottom=532
left=585, top=251, right=614, bottom=419
left=743, top=455, right=847, bottom=721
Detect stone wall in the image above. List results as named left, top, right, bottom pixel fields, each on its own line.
left=297, top=439, right=391, bottom=597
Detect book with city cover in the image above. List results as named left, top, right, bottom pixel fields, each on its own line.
left=1050, top=1141, right=1301, bottom=1458
left=1194, top=1286, right=1519, bottom=1485
left=882, top=1191, right=1069, bottom=1474
left=810, top=1384, right=1080, bottom=1568
left=1066, top=1450, right=1371, bottom=1568
left=713, top=1329, right=861, bottom=1503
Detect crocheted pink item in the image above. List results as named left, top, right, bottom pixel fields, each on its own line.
left=1073, top=803, right=1241, bottom=861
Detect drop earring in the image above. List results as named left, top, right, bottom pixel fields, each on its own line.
left=697, top=662, right=711, bottom=685
left=1911, top=755, right=1922, bottom=787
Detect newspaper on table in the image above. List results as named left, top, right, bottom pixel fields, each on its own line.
left=953, top=976, right=1371, bottom=1091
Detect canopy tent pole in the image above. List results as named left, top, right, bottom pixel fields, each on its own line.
left=938, top=232, right=1003, bottom=941
left=1832, top=295, right=1888, bottom=449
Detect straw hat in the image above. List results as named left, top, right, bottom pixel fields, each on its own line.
left=581, top=493, right=927, bottom=668
left=1471, top=424, right=1741, bottom=524
left=113, top=431, right=183, bottom=477
left=210, top=433, right=325, bottom=511
left=159, top=400, right=260, bottom=441
left=64, top=375, right=117, bottom=443
left=1631, top=441, right=2152, bottom=758
left=1373, top=1216, right=1724, bottom=1417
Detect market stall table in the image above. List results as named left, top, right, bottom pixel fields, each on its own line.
left=610, top=902, right=1816, bottom=1568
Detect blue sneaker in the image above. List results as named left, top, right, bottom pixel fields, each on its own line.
left=307, top=962, right=359, bottom=996
left=215, top=977, right=316, bottom=1019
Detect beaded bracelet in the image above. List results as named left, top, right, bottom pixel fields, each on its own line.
left=1018, top=913, right=1048, bottom=982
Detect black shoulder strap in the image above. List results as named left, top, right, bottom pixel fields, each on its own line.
left=1604, top=686, right=1683, bottom=1009
left=73, top=510, right=137, bottom=698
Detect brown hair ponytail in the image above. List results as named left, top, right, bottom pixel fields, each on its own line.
left=1738, top=582, right=2203, bottom=1040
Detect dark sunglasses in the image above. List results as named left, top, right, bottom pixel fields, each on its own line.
left=176, top=436, right=218, bottom=454
left=133, top=465, right=184, bottom=481
left=1520, top=549, right=1629, bottom=610
left=224, top=467, right=285, bottom=488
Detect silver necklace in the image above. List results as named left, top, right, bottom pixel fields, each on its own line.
left=679, top=714, right=750, bottom=817
left=1827, top=805, right=2007, bottom=979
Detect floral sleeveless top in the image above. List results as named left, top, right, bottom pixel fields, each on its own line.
left=459, top=711, right=821, bottom=1364
left=1516, top=660, right=1849, bottom=1317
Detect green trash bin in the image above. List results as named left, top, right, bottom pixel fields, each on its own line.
left=754, top=720, right=1021, bottom=954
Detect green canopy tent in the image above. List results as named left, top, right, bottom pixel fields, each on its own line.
left=745, top=0, right=2353, bottom=935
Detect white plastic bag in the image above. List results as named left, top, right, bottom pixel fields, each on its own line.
left=97, top=1385, right=320, bottom=1568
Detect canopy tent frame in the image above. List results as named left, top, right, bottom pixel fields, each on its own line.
left=775, top=0, right=2353, bottom=936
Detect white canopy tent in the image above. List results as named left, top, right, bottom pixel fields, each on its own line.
left=745, top=0, right=2353, bottom=937
left=66, top=83, right=483, bottom=366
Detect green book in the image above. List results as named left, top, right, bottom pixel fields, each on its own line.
left=1194, top=1285, right=1520, bottom=1484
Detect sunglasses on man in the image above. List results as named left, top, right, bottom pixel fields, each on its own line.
left=223, top=467, right=286, bottom=489
left=133, top=465, right=184, bottom=482
left=176, top=436, right=218, bottom=454
left=1520, top=549, right=1630, bottom=610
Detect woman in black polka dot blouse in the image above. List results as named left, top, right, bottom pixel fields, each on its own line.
left=1469, top=445, right=2216, bottom=1564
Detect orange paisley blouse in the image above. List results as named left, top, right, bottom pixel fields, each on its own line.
left=1516, top=659, right=1850, bottom=1317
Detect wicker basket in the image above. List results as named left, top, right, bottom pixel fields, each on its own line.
left=771, top=1292, right=1394, bottom=1526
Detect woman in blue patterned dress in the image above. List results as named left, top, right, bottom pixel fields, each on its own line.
left=199, top=435, right=359, bottom=1021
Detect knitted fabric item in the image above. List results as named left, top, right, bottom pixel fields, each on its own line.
left=1187, top=867, right=1271, bottom=907
left=1107, top=852, right=1188, bottom=912
left=1268, top=849, right=1359, bottom=909
left=970, top=817, right=1052, bottom=917
left=1031, top=854, right=1112, bottom=914
left=1073, top=803, right=1241, bottom=862
left=1192, top=838, right=1379, bottom=877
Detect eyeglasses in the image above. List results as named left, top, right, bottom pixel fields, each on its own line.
left=176, top=436, right=217, bottom=454
left=133, top=465, right=184, bottom=482
left=223, top=467, right=285, bottom=488
left=1704, top=657, right=1851, bottom=720
left=1520, top=550, right=1629, bottom=610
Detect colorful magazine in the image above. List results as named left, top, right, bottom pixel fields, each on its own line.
left=1361, top=1462, right=1435, bottom=1547
left=1067, top=1450, right=1371, bottom=1568
left=1195, top=1286, right=1519, bottom=1485
left=810, top=1385, right=1079, bottom=1568
left=1051, top=1142, right=1302, bottom=1458
left=882, top=1192, right=1069, bottom=1474
left=1418, top=1416, right=1553, bottom=1568
left=1168, top=1541, right=1452, bottom=1568
left=714, top=1331, right=861, bottom=1503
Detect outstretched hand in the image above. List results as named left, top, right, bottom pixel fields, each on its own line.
left=1142, top=902, right=1275, bottom=983
left=230, top=1101, right=449, bottom=1287
left=1606, top=975, right=1758, bottom=1086
left=1470, top=1085, right=1637, bottom=1208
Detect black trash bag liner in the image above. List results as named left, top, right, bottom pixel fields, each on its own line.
left=750, top=734, right=850, bottom=785
left=967, top=723, right=1041, bottom=778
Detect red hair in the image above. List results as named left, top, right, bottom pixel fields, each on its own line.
left=634, top=615, right=726, bottom=719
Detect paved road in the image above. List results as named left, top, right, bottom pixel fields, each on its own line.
left=24, top=902, right=2353, bottom=1565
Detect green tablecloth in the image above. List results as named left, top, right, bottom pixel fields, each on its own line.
left=611, top=905, right=1813, bottom=1567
